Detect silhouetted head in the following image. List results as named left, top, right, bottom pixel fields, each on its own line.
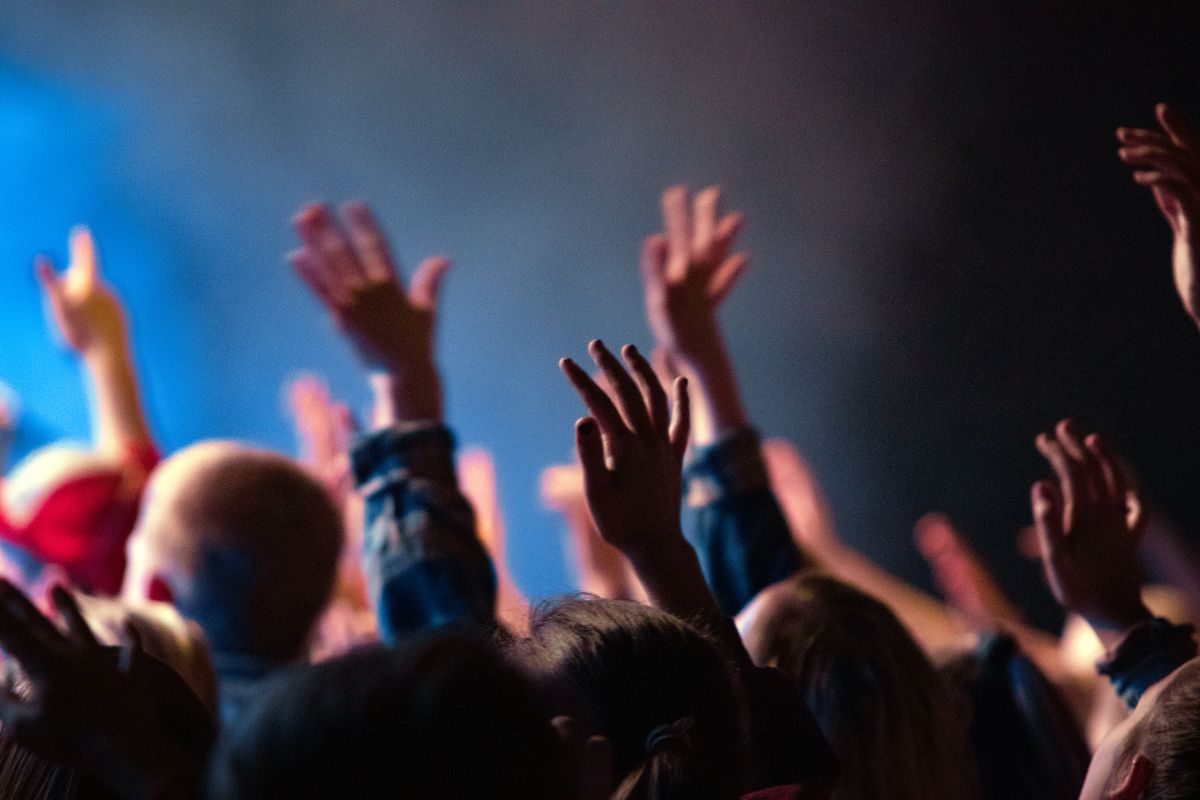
left=208, top=630, right=570, bottom=799
left=740, top=571, right=978, bottom=800
left=1080, top=657, right=1200, bottom=800
left=505, top=597, right=746, bottom=800
left=121, top=441, right=340, bottom=663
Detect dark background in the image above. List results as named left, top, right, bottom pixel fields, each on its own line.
left=2, top=2, right=1199, bottom=626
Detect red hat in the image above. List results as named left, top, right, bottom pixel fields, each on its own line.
left=0, top=442, right=158, bottom=595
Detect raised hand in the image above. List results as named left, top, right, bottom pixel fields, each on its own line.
left=641, top=186, right=749, bottom=362
left=0, top=581, right=207, bottom=799
left=1031, top=420, right=1150, bottom=643
left=34, top=228, right=153, bottom=457
left=35, top=227, right=127, bottom=356
left=559, top=340, right=690, bottom=563
left=458, top=448, right=529, bottom=633
left=290, top=202, right=449, bottom=422
left=286, top=373, right=356, bottom=496
left=639, top=186, right=750, bottom=444
left=1117, top=104, right=1200, bottom=325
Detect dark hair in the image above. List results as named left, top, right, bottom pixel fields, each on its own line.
left=743, top=572, right=979, bottom=800
left=505, top=597, right=745, bottom=800
left=941, top=634, right=1089, bottom=800
left=207, top=630, right=569, bottom=799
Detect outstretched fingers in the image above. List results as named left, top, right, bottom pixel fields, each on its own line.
left=622, top=344, right=669, bottom=434
left=561, top=356, right=627, bottom=455
left=342, top=202, right=401, bottom=284
left=294, top=204, right=366, bottom=292
left=575, top=417, right=610, bottom=488
left=588, top=340, right=653, bottom=435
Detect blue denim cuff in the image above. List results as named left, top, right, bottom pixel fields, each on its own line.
left=684, top=427, right=768, bottom=506
left=1097, top=617, right=1197, bottom=708
left=351, top=422, right=457, bottom=492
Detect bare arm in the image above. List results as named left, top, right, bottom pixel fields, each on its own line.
left=36, top=228, right=154, bottom=458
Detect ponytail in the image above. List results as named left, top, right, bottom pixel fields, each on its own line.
left=614, top=718, right=712, bottom=800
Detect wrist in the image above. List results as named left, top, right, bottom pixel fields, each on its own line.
left=369, top=366, right=443, bottom=426
left=674, top=358, right=748, bottom=445
left=1085, top=598, right=1154, bottom=650
left=80, top=334, right=132, bottom=368
left=622, top=532, right=695, bottom=577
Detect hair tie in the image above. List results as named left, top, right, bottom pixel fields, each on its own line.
left=644, top=717, right=695, bottom=755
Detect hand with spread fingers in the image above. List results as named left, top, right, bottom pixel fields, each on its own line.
left=1030, top=420, right=1150, bottom=645
left=0, top=581, right=206, bottom=799
left=290, top=202, right=449, bottom=422
left=286, top=373, right=357, bottom=499
left=640, top=185, right=750, bottom=444
left=559, top=340, right=690, bottom=564
left=1118, top=104, right=1200, bottom=326
left=642, top=185, right=749, bottom=362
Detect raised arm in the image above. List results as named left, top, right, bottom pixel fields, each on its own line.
left=559, top=341, right=837, bottom=791
left=289, top=202, right=494, bottom=642
left=1031, top=419, right=1195, bottom=706
left=762, top=437, right=973, bottom=653
left=559, top=339, right=721, bottom=626
left=1118, top=103, right=1200, bottom=328
left=640, top=186, right=802, bottom=614
left=35, top=227, right=154, bottom=459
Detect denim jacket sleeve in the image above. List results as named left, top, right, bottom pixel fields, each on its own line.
left=683, top=428, right=804, bottom=616
left=1096, top=617, right=1197, bottom=708
left=350, top=422, right=496, bottom=644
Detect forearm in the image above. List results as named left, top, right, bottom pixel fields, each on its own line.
left=626, top=536, right=724, bottom=628
left=563, top=506, right=636, bottom=599
left=369, top=364, right=443, bottom=427
left=81, top=342, right=153, bottom=456
left=812, top=540, right=973, bottom=652
left=675, top=337, right=748, bottom=446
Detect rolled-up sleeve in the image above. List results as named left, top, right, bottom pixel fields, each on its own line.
left=351, top=423, right=496, bottom=643
left=684, top=428, right=804, bottom=615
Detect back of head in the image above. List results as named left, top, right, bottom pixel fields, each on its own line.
left=506, top=597, right=745, bottom=800
left=124, top=441, right=340, bottom=662
left=208, top=630, right=569, bottom=800
left=1138, top=660, right=1200, bottom=800
left=742, top=571, right=978, bottom=800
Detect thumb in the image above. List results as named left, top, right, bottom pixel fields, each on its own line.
left=409, top=256, right=451, bottom=311
left=640, top=234, right=669, bottom=289
left=1031, top=480, right=1064, bottom=557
